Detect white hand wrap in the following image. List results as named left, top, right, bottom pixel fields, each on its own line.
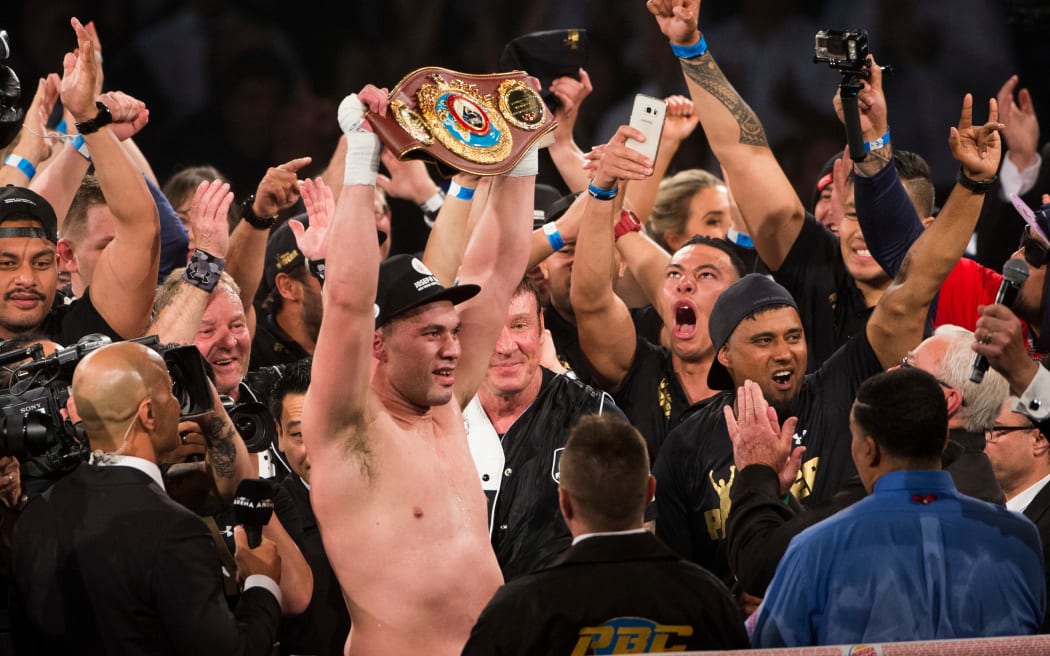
left=338, top=94, right=381, bottom=186
left=506, top=145, right=539, bottom=178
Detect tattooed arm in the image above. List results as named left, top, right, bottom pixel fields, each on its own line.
left=647, top=0, right=805, bottom=270
left=200, top=380, right=254, bottom=503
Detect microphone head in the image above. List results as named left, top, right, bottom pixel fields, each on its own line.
left=233, top=478, right=274, bottom=528
left=1003, top=258, right=1030, bottom=285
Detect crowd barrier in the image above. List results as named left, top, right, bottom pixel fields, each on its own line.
left=676, top=634, right=1050, bottom=655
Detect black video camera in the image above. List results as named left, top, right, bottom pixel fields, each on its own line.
left=813, top=29, right=870, bottom=75
left=0, top=335, right=215, bottom=480
left=220, top=395, right=277, bottom=455
left=0, top=29, right=25, bottom=150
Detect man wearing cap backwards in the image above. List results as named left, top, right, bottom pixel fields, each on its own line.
left=298, top=85, right=536, bottom=655
left=644, top=75, right=1003, bottom=581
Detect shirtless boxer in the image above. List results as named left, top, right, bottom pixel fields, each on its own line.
left=300, top=87, right=536, bottom=655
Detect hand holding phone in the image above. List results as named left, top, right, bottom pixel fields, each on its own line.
left=625, top=94, right=666, bottom=161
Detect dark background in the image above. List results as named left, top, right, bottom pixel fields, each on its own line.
left=6, top=0, right=1050, bottom=256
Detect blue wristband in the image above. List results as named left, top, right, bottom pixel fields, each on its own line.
left=4, top=154, right=36, bottom=181
left=864, top=129, right=891, bottom=152
left=543, top=222, right=565, bottom=251
left=70, top=134, right=91, bottom=161
left=448, top=180, right=475, bottom=201
left=587, top=182, right=618, bottom=201
left=670, top=34, right=708, bottom=59
left=55, top=119, right=68, bottom=134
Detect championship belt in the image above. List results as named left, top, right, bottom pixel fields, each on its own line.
left=366, top=67, right=556, bottom=177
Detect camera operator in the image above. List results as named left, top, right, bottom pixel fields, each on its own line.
left=11, top=341, right=282, bottom=653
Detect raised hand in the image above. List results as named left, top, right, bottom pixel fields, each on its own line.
left=253, top=156, right=313, bottom=218
left=589, top=125, right=656, bottom=191
left=98, top=91, right=149, bottom=141
left=723, top=379, right=804, bottom=496
left=291, top=177, right=334, bottom=261
left=377, top=148, right=439, bottom=205
left=189, top=180, right=234, bottom=259
left=59, top=18, right=102, bottom=124
left=646, top=0, right=701, bottom=46
left=550, top=68, right=593, bottom=140
left=997, top=75, right=1040, bottom=170
left=661, top=94, right=700, bottom=144
left=949, top=94, right=1003, bottom=181
left=832, top=55, right=889, bottom=142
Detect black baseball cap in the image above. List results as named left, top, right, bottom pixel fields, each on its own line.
left=375, top=254, right=480, bottom=328
left=260, top=214, right=388, bottom=301
left=500, top=29, right=588, bottom=104
left=263, top=220, right=306, bottom=297
left=0, top=185, right=58, bottom=242
left=707, top=274, right=799, bottom=390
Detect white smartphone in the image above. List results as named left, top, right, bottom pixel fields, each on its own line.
left=625, top=94, right=666, bottom=161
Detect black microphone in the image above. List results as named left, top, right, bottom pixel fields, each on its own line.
left=233, top=479, right=274, bottom=548
left=969, top=259, right=1030, bottom=383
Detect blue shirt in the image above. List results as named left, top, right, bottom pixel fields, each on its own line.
left=752, top=470, right=1045, bottom=647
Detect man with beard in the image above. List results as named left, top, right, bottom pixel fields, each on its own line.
left=249, top=220, right=325, bottom=369
left=570, top=127, right=744, bottom=460
left=645, top=0, right=1003, bottom=574
left=642, top=0, right=948, bottom=374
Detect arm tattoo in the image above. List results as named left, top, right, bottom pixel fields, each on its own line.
left=204, top=416, right=238, bottom=479
left=854, top=146, right=893, bottom=178
left=680, top=54, right=769, bottom=147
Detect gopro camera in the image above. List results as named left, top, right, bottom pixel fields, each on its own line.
left=814, top=29, right=870, bottom=74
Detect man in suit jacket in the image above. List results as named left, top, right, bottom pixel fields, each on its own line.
left=11, top=342, right=283, bottom=654
left=984, top=396, right=1050, bottom=632
left=462, top=414, right=748, bottom=655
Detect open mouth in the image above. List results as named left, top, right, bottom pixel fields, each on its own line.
left=434, top=367, right=455, bottom=384
left=673, top=302, right=697, bottom=339
left=852, top=245, right=872, bottom=260
left=771, top=369, right=794, bottom=388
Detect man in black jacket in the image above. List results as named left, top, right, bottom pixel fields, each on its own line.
left=463, top=414, right=748, bottom=655
left=11, top=342, right=282, bottom=654
left=465, top=277, right=622, bottom=581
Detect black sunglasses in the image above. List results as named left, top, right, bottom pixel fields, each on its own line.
left=1021, top=225, right=1050, bottom=268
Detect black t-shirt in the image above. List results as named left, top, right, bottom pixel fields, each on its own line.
left=774, top=214, right=872, bottom=372
left=543, top=303, right=595, bottom=384
left=630, top=305, right=664, bottom=347
left=652, top=331, right=882, bottom=580
left=43, top=286, right=122, bottom=346
left=249, top=311, right=310, bottom=371
left=613, top=336, right=714, bottom=463
left=273, top=475, right=351, bottom=655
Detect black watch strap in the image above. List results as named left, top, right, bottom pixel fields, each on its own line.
left=956, top=167, right=997, bottom=195
left=240, top=194, right=277, bottom=230
left=74, top=101, right=113, bottom=135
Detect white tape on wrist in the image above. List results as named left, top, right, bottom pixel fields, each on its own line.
left=507, top=146, right=538, bottom=178
left=344, top=133, right=381, bottom=186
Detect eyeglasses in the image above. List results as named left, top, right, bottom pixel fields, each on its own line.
left=985, top=424, right=1037, bottom=442
left=1020, top=225, right=1050, bottom=268
left=899, top=353, right=967, bottom=405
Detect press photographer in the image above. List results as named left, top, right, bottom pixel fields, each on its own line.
left=0, top=333, right=216, bottom=499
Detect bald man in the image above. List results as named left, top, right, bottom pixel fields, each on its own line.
left=11, top=342, right=283, bottom=654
